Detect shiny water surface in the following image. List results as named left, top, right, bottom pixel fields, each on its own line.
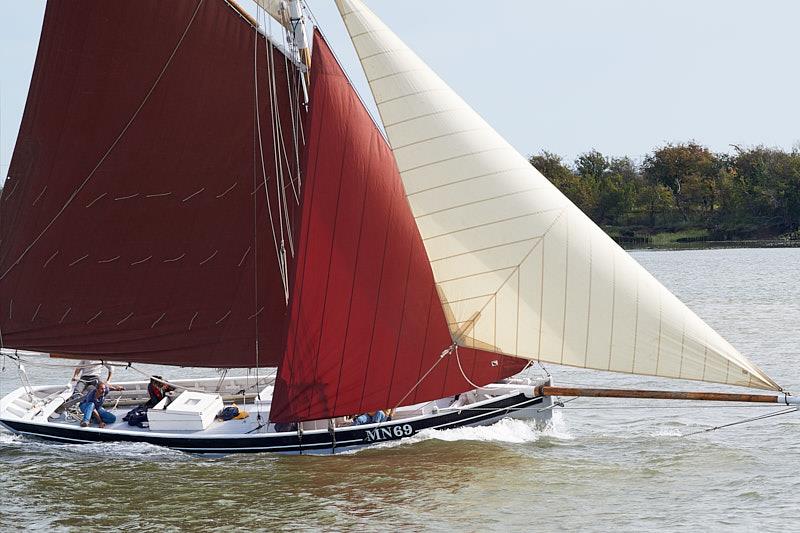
left=1, top=248, right=798, bottom=532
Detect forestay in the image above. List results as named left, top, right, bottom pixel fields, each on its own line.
left=335, top=0, right=780, bottom=391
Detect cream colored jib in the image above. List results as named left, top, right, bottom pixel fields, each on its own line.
left=335, top=0, right=779, bottom=391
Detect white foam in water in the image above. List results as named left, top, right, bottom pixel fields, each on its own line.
left=353, top=414, right=573, bottom=453
left=418, top=418, right=545, bottom=443
left=649, top=428, right=683, bottom=438
left=57, top=440, right=187, bottom=461
left=0, top=431, right=19, bottom=445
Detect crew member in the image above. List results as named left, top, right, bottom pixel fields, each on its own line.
left=79, top=381, right=124, bottom=428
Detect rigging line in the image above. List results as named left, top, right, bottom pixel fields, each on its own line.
left=296, top=71, right=307, bottom=145
left=265, top=17, right=284, bottom=249
left=454, top=345, right=482, bottom=390
left=276, top=18, right=298, bottom=248
left=254, top=22, right=288, bottom=300
left=286, top=56, right=302, bottom=193
left=681, top=407, right=798, bottom=437
left=274, top=107, right=297, bottom=255
left=123, top=362, right=273, bottom=397
left=556, top=405, right=789, bottom=410
left=537, top=396, right=579, bottom=412
left=283, top=55, right=301, bottom=204
left=263, top=30, right=291, bottom=299
left=269, top=38, right=296, bottom=258
left=252, top=7, right=265, bottom=422
left=0, top=304, right=5, bottom=402
left=390, top=344, right=454, bottom=413
left=0, top=0, right=206, bottom=282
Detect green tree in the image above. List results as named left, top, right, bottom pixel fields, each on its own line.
left=642, top=142, right=720, bottom=222
left=530, top=151, right=595, bottom=214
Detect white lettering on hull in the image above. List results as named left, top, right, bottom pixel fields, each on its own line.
left=363, top=423, right=414, bottom=443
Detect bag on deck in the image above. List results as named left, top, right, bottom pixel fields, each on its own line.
left=123, top=404, right=149, bottom=428
left=218, top=405, right=240, bottom=421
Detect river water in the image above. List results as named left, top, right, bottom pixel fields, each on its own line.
left=0, top=248, right=798, bottom=532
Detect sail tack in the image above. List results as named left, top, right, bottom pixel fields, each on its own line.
left=335, top=0, right=779, bottom=391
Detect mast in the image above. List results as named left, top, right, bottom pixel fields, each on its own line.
left=252, top=0, right=311, bottom=71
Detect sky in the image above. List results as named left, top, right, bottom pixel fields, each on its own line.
left=1, top=0, right=799, bottom=179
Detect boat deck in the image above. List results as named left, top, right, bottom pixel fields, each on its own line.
left=1, top=375, right=546, bottom=438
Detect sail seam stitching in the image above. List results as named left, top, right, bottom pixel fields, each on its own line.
left=405, top=165, right=531, bottom=197
left=559, top=211, right=570, bottom=363
left=606, top=251, right=617, bottom=371
left=414, top=186, right=546, bottom=219
left=429, top=236, right=541, bottom=264
left=450, top=208, right=565, bottom=352
left=308, top=96, right=353, bottom=419
left=436, top=206, right=565, bottom=340
left=422, top=206, right=565, bottom=242
left=393, top=127, right=487, bottom=151
left=369, top=67, right=430, bottom=83
left=384, top=107, right=468, bottom=129
left=376, top=87, right=451, bottom=106
left=359, top=47, right=406, bottom=61
left=583, top=234, right=592, bottom=367
left=436, top=266, right=518, bottom=285
left=0, top=0, right=207, bottom=282
left=442, top=293, right=495, bottom=305
left=399, top=146, right=510, bottom=175
left=450, top=238, right=546, bottom=342
left=331, top=129, right=374, bottom=416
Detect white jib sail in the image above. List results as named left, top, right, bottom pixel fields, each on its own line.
left=335, top=0, right=779, bottom=391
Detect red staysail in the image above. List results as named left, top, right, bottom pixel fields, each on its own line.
left=0, top=1, right=304, bottom=366
left=269, top=34, right=526, bottom=423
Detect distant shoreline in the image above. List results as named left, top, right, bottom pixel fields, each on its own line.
left=622, top=239, right=800, bottom=251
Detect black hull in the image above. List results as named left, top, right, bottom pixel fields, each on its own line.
left=0, top=394, right=545, bottom=455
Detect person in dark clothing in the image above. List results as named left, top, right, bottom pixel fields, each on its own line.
left=145, top=376, right=175, bottom=408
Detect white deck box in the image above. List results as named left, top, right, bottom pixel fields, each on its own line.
left=147, top=391, right=223, bottom=431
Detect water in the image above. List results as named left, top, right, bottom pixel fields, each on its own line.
left=1, top=248, right=798, bottom=531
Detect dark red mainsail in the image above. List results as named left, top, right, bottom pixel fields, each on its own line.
left=269, top=34, right=526, bottom=423
left=1, top=2, right=525, bottom=421
left=0, top=1, right=305, bottom=366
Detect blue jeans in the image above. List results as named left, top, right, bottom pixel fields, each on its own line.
left=352, top=410, right=387, bottom=426
left=79, top=403, right=116, bottom=425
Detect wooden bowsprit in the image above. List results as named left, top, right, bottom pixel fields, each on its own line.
left=541, top=386, right=800, bottom=406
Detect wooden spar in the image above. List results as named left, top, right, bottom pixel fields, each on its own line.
left=227, top=0, right=260, bottom=27
left=541, top=386, right=796, bottom=405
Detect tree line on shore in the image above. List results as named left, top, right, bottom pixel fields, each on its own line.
left=1, top=141, right=798, bottom=242
left=529, top=142, right=800, bottom=241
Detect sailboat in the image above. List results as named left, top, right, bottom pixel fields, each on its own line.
left=0, top=0, right=795, bottom=455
